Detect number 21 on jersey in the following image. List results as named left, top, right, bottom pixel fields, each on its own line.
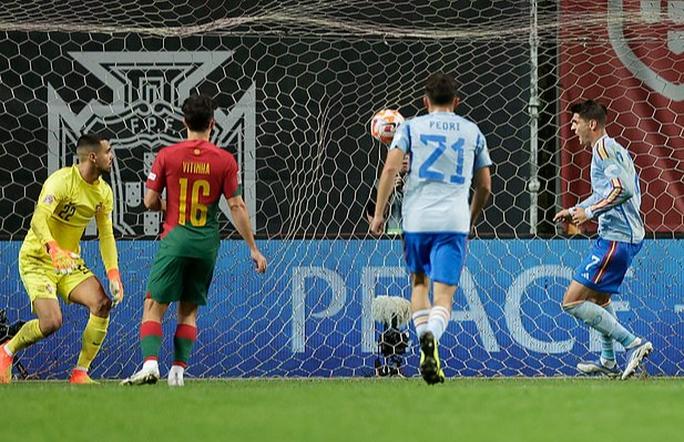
left=178, top=178, right=210, bottom=226
left=418, top=134, right=465, bottom=184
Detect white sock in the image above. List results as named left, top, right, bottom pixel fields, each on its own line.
left=412, top=309, right=430, bottom=338
left=143, top=359, right=159, bottom=372
left=169, top=364, right=185, bottom=375
left=563, top=302, right=636, bottom=347
left=625, top=337, right=642, bottom=349
left=600, top=358, right=616, bottom=369
left=427, top=306, right=450, bottom=342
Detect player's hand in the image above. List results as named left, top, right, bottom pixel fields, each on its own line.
left=251, top=249, right=267, bottom=274
left=553, top=209, right=573, bottom=224
left=107, top=269, right=124, bottom=306
left=47, top=241, right=79, bottom=274
left=370, top=216, right=385, bottom=236
left=570, top=207, right=589, bottom=225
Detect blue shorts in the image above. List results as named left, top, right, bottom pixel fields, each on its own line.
left=403, top=232, right=467, bottom=286
left=573, top=238, right=642, bottom=295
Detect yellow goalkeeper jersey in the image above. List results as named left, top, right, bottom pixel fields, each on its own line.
left=20, top=165, right=119, bottom=271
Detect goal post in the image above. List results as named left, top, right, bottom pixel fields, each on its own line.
left=0, top=0, right=682, bottom=378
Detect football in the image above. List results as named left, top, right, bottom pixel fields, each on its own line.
left=370, top=109, right=404, bottom=144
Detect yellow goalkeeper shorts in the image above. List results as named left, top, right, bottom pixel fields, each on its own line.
left=18, top=253, right=94, bottom=309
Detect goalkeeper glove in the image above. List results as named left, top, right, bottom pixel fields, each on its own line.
left=107, top=269, right=124, bottom=306
left=46, top=241, right=79, bottom=275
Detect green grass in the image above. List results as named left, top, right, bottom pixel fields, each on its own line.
left=1, top=378, right=682, bottom=442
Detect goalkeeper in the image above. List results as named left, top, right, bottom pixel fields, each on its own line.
left=0, top=134, right=124, bottom=384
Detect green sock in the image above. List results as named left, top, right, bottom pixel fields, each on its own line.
left=173, top=324, right=197, bottom=368
left=140, top=321, right=163, bottom=361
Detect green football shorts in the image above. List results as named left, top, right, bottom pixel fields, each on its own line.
left=146, top=251, right=217, bottom=306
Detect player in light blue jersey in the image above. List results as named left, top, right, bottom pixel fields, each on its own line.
left=371, top=73, right=492, bottom=384
left=554, top=100, right=652, bottom=380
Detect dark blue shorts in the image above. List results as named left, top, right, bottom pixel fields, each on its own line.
left=403, top=232, right=467, bottom=286
left=573, top=238, right=642, bottom=294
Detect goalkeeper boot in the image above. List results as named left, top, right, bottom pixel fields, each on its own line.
left=68, top=368, right=99, bottom=384
left=576, top=360, right=620, bottom=378
left=436, top=368, right=445, bottom=384
left=167, top=365, right=185, bottom=387
left=120, top=362, right=160, bottom=386
left=419, top=332, right=444, bottom=385
left=622, top=338, right=653, bottom=380
left=0, top=344, right=13, bottom=384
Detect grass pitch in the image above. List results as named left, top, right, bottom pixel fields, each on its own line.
left=1, top=377, right=681, bottom=442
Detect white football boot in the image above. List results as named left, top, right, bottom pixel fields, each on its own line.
left=120, top=360, right=160, bottom=386
left=167, top=365, right=185, bottom=387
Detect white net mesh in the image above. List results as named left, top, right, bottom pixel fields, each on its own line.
left=0, top=1, right=682, bottom=378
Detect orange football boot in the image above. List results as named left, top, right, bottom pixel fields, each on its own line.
left=0, top=345, right=13, bottom=384
left=68, top=368, right=98, bottom=384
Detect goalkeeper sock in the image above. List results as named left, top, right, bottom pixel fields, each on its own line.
left=600, top=303, right=616, bottom=364
left=564, top=301, right=636, bottom=348
left=140, top=320, right=163, bottom=361
left=6, top=319, right=44, bottom=354
left=412, top=309, right=430, bottom=338
left=173, top=324, right=197, bottom=368
left=76, top=314, right=109, bottom=371
left=427, top=306, right=450, bottom=342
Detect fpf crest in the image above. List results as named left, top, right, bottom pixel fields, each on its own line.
left=47, top=51, right=256, bottom=237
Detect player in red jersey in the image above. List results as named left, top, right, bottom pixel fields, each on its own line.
left=122, top=95, right=267, bottom=386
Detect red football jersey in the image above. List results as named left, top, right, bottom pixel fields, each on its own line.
left=146, top=139, right=239, bottom=237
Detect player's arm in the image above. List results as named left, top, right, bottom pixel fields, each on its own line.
left=571, top=156, right=633, bottom=225
left=227, top=195, right=267, bottom=273
left=224, top=158, right=267, bottom=273
left=96, top=187, right=124, bottom=305
left=554, top=193, right=601, bottom=224
left=31, top=174, right=64, bottom=246
left=144, top=151, right=166, bottom=212
left=470, top=132, right=493, bottom=231
left=31, top=204, right=57, bottom=246
left=470, top=166, right=491, bottom=229
left=575, top=193, right=602, bottom=210
left=372, top=148, right=404, bottom=235
left=143, top=189, right=165, bottom=212
left=371, top=122, right=410, bottom=235
left=31, top=174, right=79, bottom=274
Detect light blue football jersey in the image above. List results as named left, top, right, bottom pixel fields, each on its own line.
left=576, top=135, right=645, bottom=244
left=389, top=111, right=492, bottom=233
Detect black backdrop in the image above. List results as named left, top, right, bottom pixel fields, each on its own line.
left=0, top=1, right=533, bottom=239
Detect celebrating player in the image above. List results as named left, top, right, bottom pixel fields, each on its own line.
left=554, top=100, right=651, bottom=380
left=0, top=134, right=123, bottom=384
left=122, top=94, right=267, bottom=387
left=370, top=72, right=492, bottom=384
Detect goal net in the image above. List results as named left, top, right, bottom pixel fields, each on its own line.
left=0, top=0, right=682, bottom=378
